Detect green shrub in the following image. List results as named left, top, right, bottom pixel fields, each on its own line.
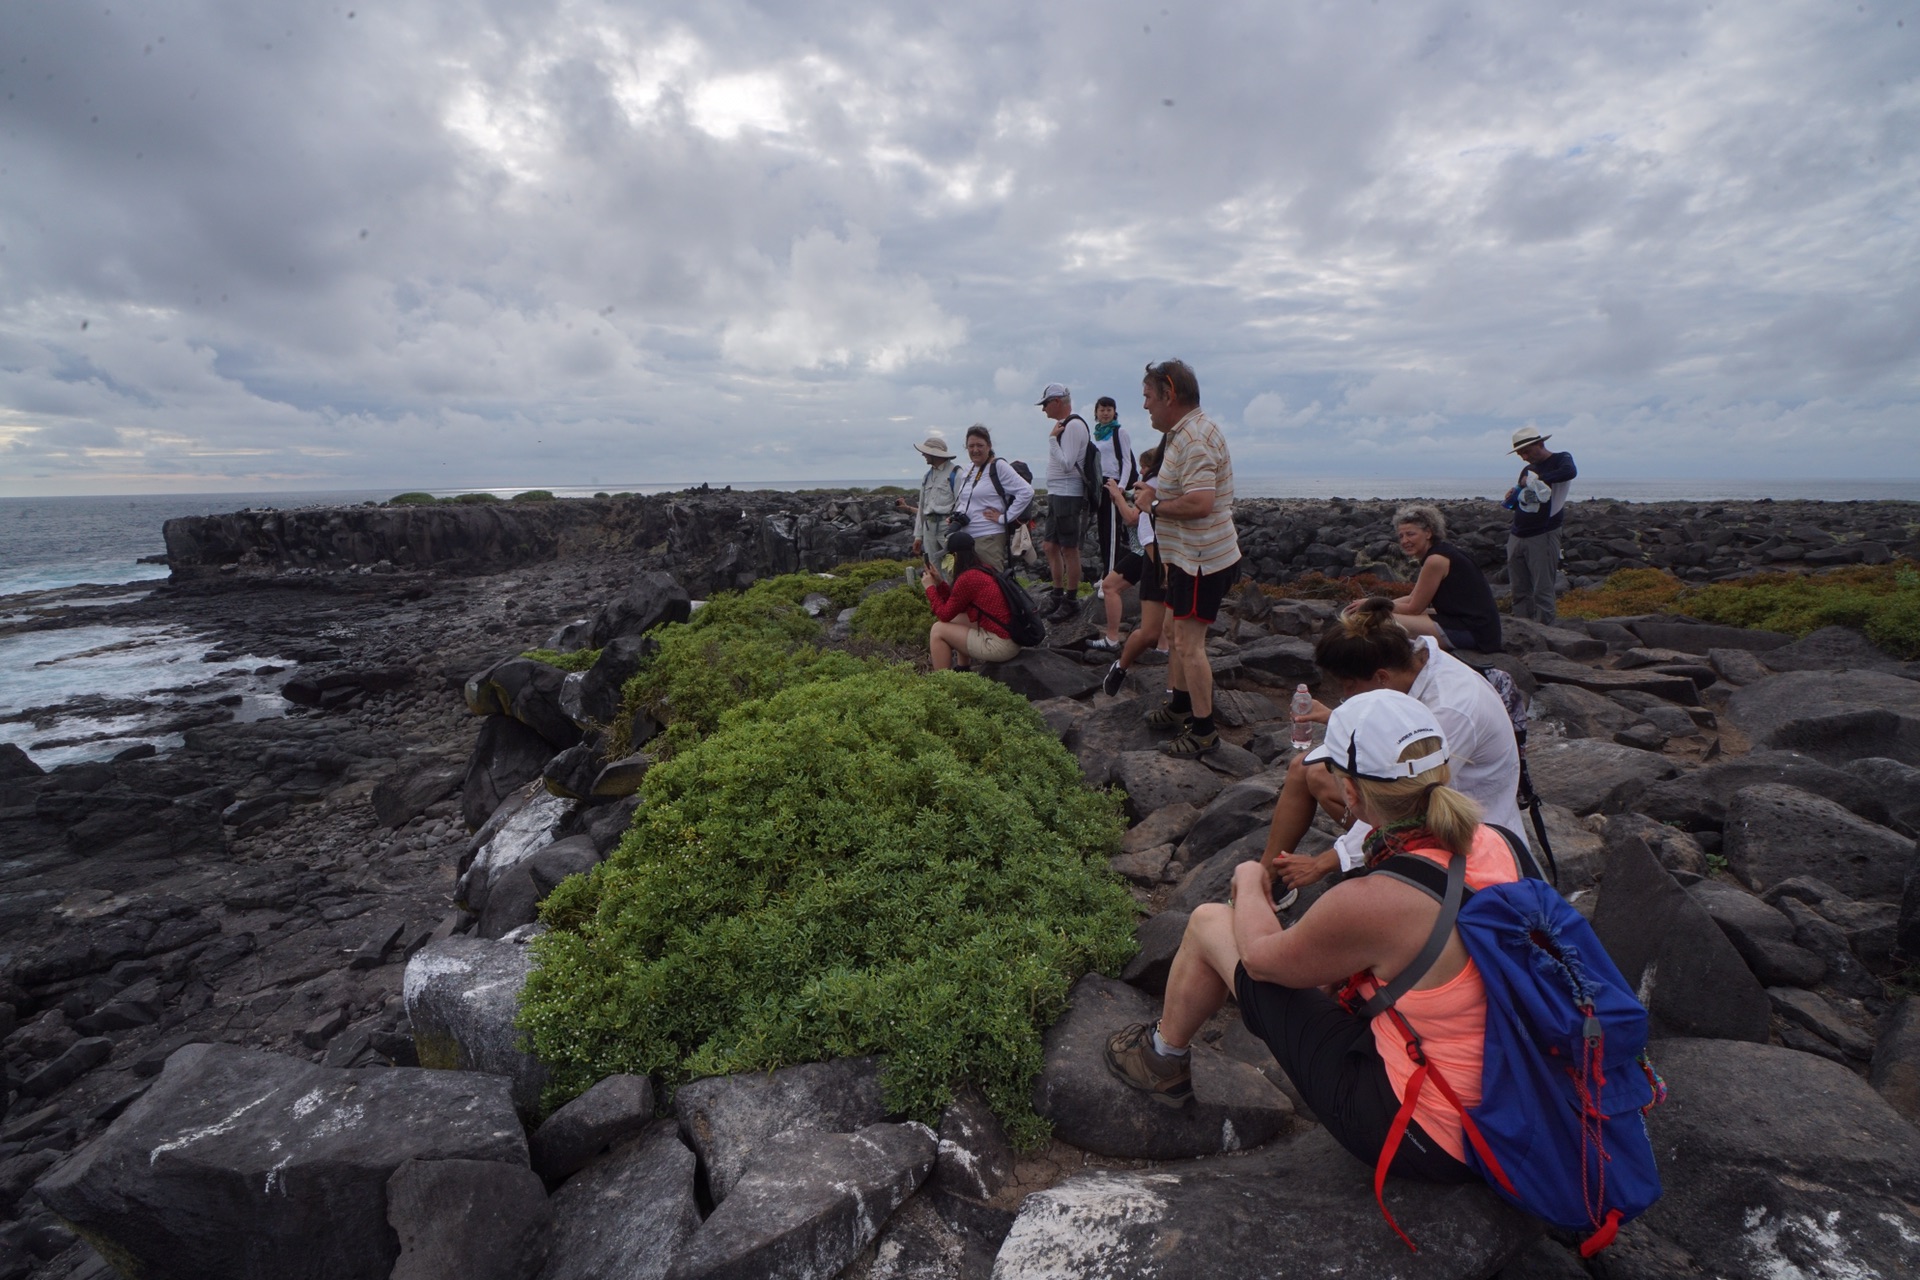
left=520, top=647, right=603, bottom=673
left=520, top=667, right=1134, bottom=1143
left=1559, top=561, right=1920, bottom=659
left=388, top=491, right=439, bottom=506
left=449, top=492, right=501, bottom=504
left=511, top=489, right=556, bottom=502
left=850, top=582, right=935, bottom=646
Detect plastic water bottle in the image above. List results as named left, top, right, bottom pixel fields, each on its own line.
left=1290, top=684, right=1315, bottom=752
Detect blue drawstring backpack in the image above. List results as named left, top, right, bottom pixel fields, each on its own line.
left=1345, top=831, right=1665, bottom=1257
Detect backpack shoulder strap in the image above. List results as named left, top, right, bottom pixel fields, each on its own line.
left=1487, top=823, right=1543, bottom=881
left=1359, top=850, right=1466, bottom=1019
left=986, top=459, right=1014, bottom=528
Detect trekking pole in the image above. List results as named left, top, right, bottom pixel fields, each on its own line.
left=1517, top=757, right=1560, bottom=886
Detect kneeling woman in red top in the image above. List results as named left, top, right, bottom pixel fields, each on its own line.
left=926, top=531, right=1020, bottom=670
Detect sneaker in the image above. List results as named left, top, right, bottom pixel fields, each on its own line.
left=1101, top=662, right=1127, bottom=698
left=1142, top=705, right=1186, bottom=730
left=1104, top=1022, right=1193, bottom=1108
left=1161, top=728, right=1219, bottom=758
left=1086, top=635, right=1119, bottom=654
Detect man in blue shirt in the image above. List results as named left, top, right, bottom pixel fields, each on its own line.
left=1504, top=427, right=1578, bottom=625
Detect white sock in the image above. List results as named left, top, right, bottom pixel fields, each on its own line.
left=1152, top=1024, right=1189, bottom=1057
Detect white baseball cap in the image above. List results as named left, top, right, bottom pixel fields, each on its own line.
left=1036, top=383, right=1070, bottom=404
left=1304, top=689, right=1450, bottom=781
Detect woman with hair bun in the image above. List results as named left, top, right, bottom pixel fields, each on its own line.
left=1105, top=690, right=1523, bottom=1188
left=1262, top=599, right=1529, bottom=890
left=1387, top=504, right=1502, bottom=653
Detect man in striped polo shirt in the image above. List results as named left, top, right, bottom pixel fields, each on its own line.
left=1138, top=359, right=1242, bottom=757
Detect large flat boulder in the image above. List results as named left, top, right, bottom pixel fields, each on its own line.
left=587, top=571, right=692, bottom=646
left=1234, top=636, right=1319, bottom=684
left=531, top=1073, right=656, bottom=1184
left=673, top=1057, right=890, bottom=1204
left=1589, top=837, right=1770, bottom=1042
left=1626, top=618, right=1793, bottom=654
left=1523, top=653, right=1700, bottom=706
left=1527, top=683, right=1643, bottom=740
left=1728, top=669, right=1920, bottom=765
left=388, top=1157, right=552, bottom=1280
left=665, top=1122, right=936, bottom=1280
left=463, top=715, right=560, bottom=831
left=537, top=1120, right=701, bottom=1280
left=990, top=1127, right=1537, bottom=1279
left=1523, top=738, right=1678, bottom=816
left=1636, top=749, right=1890, bottom=831
left=1686, top=880, right=1824, bottom=988
left=35, top=1043, right=528, bottom=1280
left=1723, top=783, right=1915, bottom=903
left=1031, top=974, right=1293, bottom=1160
left=979, top=649, right=1102, bottom=702
left=1759, top=624, right=1914, bottom=673
left=466, top=658, right=584, bottom=751
left=1109, top=752, right=1226, bottom=820
left=404, top=935, right=550, bottom=1122
left=1638, top=1037, right=1920, bottom=1278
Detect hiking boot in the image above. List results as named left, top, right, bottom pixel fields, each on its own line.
left=1101, top=662, right=1127, bottom=698
left=1161, top=728, right=1219, bottom=758
left=1142, top=705, right=1186, bottom=730
left=1105, top=1022, right=1193, bottom=1108
left=1049, top=594, right=1081, bottom=622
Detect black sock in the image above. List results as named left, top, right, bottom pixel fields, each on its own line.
left=1167, top=690, right=1192, bottom=714
left=1191, top=713, right=1216, bottom=737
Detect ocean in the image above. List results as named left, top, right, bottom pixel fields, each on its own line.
left=3, top=479, right=1914, bottom=767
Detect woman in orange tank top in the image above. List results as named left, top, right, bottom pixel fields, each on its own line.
left=1105, top=689, right=1521, bottom=1181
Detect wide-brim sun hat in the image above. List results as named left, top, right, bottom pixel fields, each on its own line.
left=1510, top=427, right=1552, bottom=453
left=916, top=431, right=956, bottom=460
left=1304, top=689, right=1450, bottom=781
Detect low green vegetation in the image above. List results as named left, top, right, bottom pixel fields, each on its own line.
left=521, top=566, right=1133, bottom=1144
left=523, top=670, right=1132, bottom=1142
left=388, top=491, right=439, bottom=506
left=1559, top=561, right=1920, bottom=659
left=850, top=581, right=934, bottom=645
left=449, top=492, right=501, bottom=504
left=511, top=489, right=556, bottom=502
left=520, top=647, right=603, bottom=673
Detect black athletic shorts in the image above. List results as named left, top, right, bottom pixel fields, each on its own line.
left=1164, top=559, right=1241, bottom=624
left=1044, top=494, right=1087, bottom=545
left=1234, top=965, right=1477, bottom=1184
left=1138, top=551, right=1165, bottom=603
left=1109, top=547, right=1145, bottom=586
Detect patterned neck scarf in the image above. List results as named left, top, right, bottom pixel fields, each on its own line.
left=1360, top=815, right=1434, bottom=871
left=1094, top=418, right=1119, bottom=443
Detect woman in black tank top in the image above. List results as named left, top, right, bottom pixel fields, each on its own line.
left=1388, top=505, right=1503, bottom=653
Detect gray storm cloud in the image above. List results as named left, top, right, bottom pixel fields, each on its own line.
left=0, top=0, right=1914, bottom=494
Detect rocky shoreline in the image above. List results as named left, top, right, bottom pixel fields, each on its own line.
left=0, top=488, right=1914, bottom=1278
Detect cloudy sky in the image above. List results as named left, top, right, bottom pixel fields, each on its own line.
left=1, top=1, right=1915, bottom=497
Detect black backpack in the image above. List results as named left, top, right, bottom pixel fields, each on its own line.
left=982, top=564, right=1048, bottom=648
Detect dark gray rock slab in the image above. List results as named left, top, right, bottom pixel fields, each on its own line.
left=930, top=1090, right=1013, bottom=1204
left=1637, top=1037, right=1920, bottom=1279
left=1120, top=802, right=1200, bottom=854
left=372, top=762, right=463, bottom=829
left=388, top=1157, right=552, bottom=1280
left=527, top=834, right=602, bottom=897
left=1528, top=683, right=1643, bottom=740
left=1199, top=740, right=1266, bottom=779
left=848, top=1186, right=1008, bottom=1280
left=664, top=1122, right=936, bottom=1280
left=1846, top=756, right=1920, bottom=838
left=537, top=1120, right=701, bottom=1280
left=1636, top=749, right=1890, bottom=831
left=1602, top=812, right=1708, bottom=879
left=1119, top=910, right=1189, bottom=997
left=1524, top=738, right=1678, bottom=815
left=990, top=1127, right=1537, bottom=1279
left=1771, top=896, right=1885, bottom=1000
left=673, top=1057, right=890, bottom=1203
left=588, top=571, right=692, bottom=646
left=1503, top=616, right=1607, bottom=659
left=1110, top=752, right=1226, bottom=820
left=1707, top=647, right=1773, bottom=686
left=1627, top=618, right=1793, bottom=654
left=1724, top=783, right=1915, bottom=902
left=1234, top=636, right=1320, bottom=684
left=1873, top=998, right=1920, bottom=1125
left=1760, top=625, right=1914, bottom=672
left=35, top=1043, right=527, bottom=1280
left=1031, top=974, right=1293, bottom=1160
left=1767, top=987, right=1876, bottom=1059
left=1687, top=880, right=1824, bottom=988
left=403, top=935, right=549, bottom=1122
left=531, top=1073, right=656, bottom=1184
left=1176, top=806, right=1268, bottom=866
left=1523, top=653, right=1700, bottom=705
left=571, top=634, right=660, bottom=730
left=1495, top=1237, right=1592, bottom=1280
left=1590, top=836, right=1770, bottom=1042
left=1729, top=668, right=1920, bottom=765
left=459, top=788, right=571, bottom=913
left=478, top=864, right=542, bottom=940
left=467, top=658, right=584, bottom=751
left=463, top=714, right=560, bottom=832
left=541, top=742, right=600, bottom=800
left=979, top=649, right=1102, bottom=702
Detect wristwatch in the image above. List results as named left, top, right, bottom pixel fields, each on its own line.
left=1149, top=499, right=1161, bottom=519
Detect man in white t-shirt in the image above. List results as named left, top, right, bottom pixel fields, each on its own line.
left=1039, top=383, right=1092, bottom=621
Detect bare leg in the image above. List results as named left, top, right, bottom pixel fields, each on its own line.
left=929, top=620, right=972, bottom=669
left=1120, top=600, right=1164, bottom=669
left=1046, top=542, right=1067, bottom=594
left=1102, top=572, right=1126, bottom=642
left=1063, top=547, right=1082, bottom=597
left=1170, top=617, right=1212, bottom=717
left=1157, top=903, right=1245, bottom=1048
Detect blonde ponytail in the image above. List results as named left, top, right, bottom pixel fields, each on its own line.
left=1350, top=734, right=1483, bottom=859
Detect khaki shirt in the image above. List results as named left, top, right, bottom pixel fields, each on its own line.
left=1153, top=407, right=1240, bottom=574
